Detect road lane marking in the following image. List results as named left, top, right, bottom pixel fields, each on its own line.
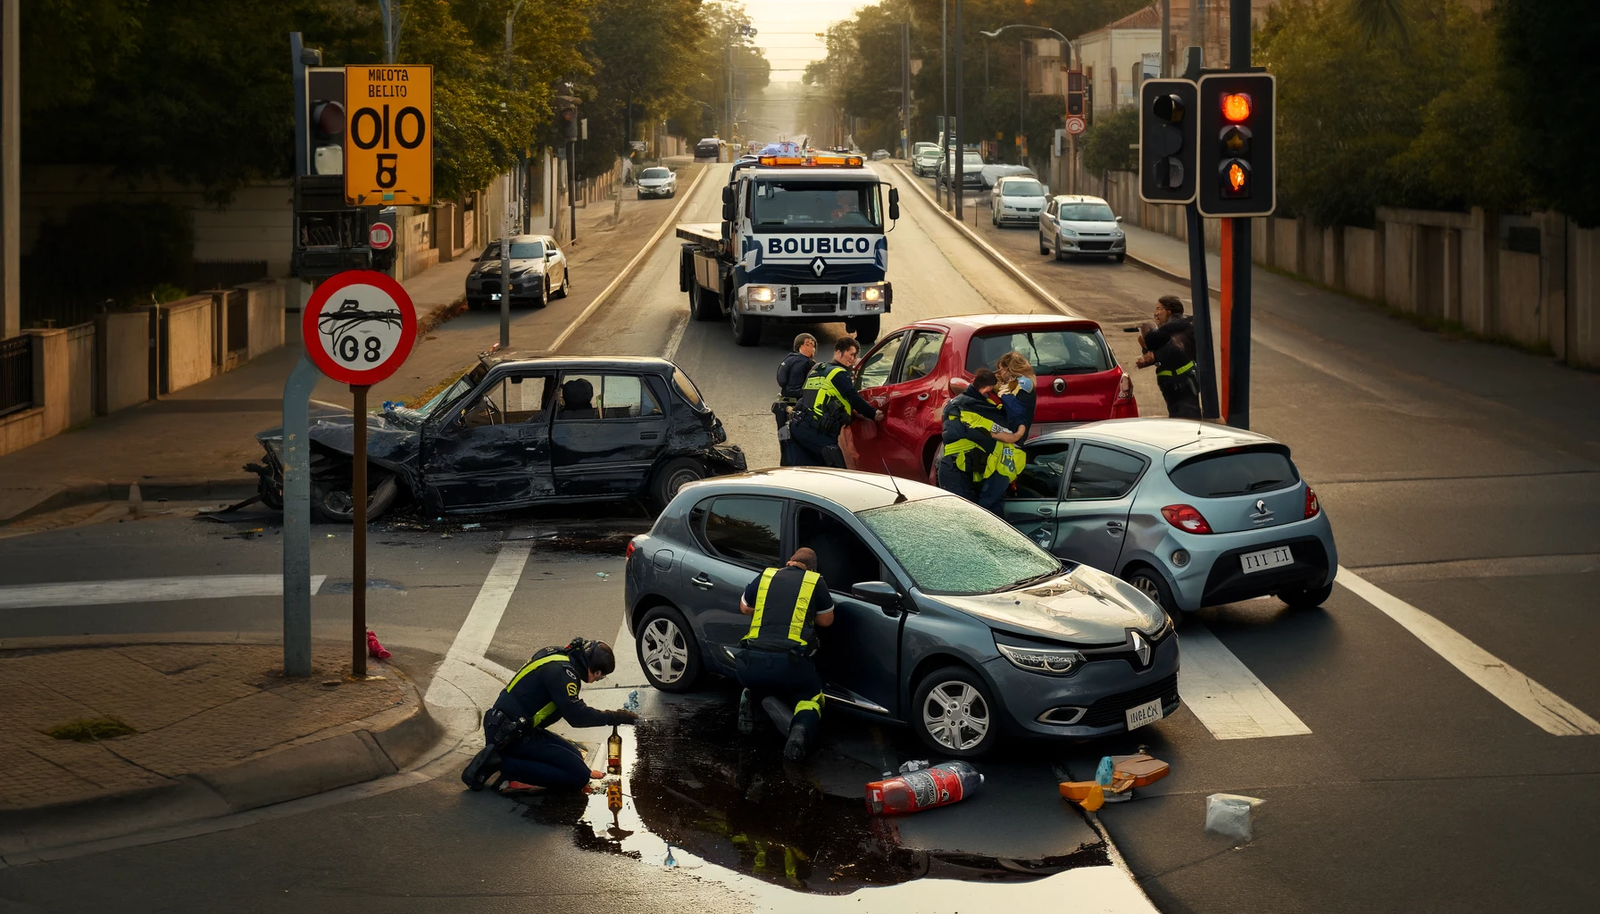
left=0, top=574, right=328, bottom=609
left=1178, top=625, right=1313, bottom=739
left=422, top=543, right=531, bottom=733
left=1337, top=566, right=1600, bottom=736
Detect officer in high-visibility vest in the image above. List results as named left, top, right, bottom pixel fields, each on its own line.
left=939, top=369, right=1023, bottom=503
left=735, top=548, right=835, bottom=761
left=788, top=337, right=884, bottom=468
left=461, top=637, right=639, bottom=795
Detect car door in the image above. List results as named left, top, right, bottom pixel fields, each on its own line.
left=543, top=238, right=565, bottom=287
left=1051, top=442, right=1148, bottom=572
left=1041, top=199, right=1058, bottom=245
left=1002, top=439, right=1073, bottom=552
left=679, top=495, right=788, bottom=666
left=794, top=504, right=902, bottom=717
left=551, top=372, right=668, bottom=497
left=840, top=331, right=906, bottom=471
left=873, top=329, right=945, bottom=479
left=421, top=371, right=555, bottom=511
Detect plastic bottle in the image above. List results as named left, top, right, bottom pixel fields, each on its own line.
left=607, top=725, right=622, bottom=776
left=864, top=761, right=984, bottom=815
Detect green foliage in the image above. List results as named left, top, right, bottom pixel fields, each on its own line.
left=45, top=716, right=138, bottom=742
left=1081, top=106, right=1137, bottom=175
left=1500, top=0, right=1600, bottom=227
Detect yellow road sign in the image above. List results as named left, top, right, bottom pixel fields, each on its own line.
left=344, top=65, right=433, bottom=206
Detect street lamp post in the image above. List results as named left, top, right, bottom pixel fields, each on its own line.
left=979, top=24, right=1078, bottom=199
left=498, top=0, right=529, bottom=350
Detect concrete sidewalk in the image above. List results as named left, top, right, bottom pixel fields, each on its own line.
left=0, top=640, right=437, bottom=862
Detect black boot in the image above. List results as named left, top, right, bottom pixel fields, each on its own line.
left=461, top=745, right=502, bottom=791
left=783, top=724, right=809, bottom=762
left=737, top=689, right=755, bottom=736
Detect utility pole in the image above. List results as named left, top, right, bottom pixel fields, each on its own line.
left=377, top=0, right=400, bottom=64
left=499, top=0, right=528, bottom=351
left=901, top=23, right=911, bottom=160
left=954, top=0, right=964, bottom=221
left=939, top=0, right=948, bottom=208
left=0, top=0, right=14, bottom=339
left=1019, top=41, right=1026, bottom=165
left=1161, top=0, right=1172, bottom=78
left=1225, top=0, right=1252, bottom=429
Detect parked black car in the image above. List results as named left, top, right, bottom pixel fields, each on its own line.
left=247, top=353, right=746, bottom=522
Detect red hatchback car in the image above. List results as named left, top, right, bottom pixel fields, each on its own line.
left=841, top=314, right=1138, bottom=481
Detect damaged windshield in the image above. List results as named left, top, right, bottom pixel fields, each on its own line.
left=417, top=362, right=489, bottom=419
left=857, top=496, right=1061, bottom=596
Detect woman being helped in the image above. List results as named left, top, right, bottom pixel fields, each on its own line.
left=979, top=351, right=1037, bottom=512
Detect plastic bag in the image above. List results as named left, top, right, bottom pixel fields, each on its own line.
left=1205, top=793, right=1264, bottom=842
left=898, top=759, right=930, bottom=774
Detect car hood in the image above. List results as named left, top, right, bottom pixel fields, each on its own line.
left=255, top=402, right=421, bottom=470
left=997, top=195, right=1046, bottom=206
left=474, top=258, right=545, bottom=277
left=638, top=177, right=673, bottom=186
left=1059, top=219, right=1122, bottom=233
left=934, top=563, right=1164, bottom=645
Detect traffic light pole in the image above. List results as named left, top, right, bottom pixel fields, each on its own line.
left=1225, top=0, right=1252, bottom=429
left=1185, top=204, right=1220, bottom=420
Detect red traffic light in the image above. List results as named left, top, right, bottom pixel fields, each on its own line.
left=1221, top=92, right=1252, bottom=123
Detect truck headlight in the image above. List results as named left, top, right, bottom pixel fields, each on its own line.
left=996, top=642, right=1085, bottom=676
left=749, top=286, right=775, bottom=304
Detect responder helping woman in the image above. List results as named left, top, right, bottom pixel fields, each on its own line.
left=939, top=357, right=1033, bottom=513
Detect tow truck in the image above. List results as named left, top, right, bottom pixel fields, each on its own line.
left=677, top=154, right=900, bottom=346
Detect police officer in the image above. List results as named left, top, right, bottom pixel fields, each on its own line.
left=1137, top=318, right=1201, bottom=419
left=939, top=369, right=1022, bottom=504
left=735, top=548, right=834, bottom=761
left=461, top=637, right=639, bottom=794
left=773, top=333, right=817, bottom=466
left=788, top=337, right=884, bottom=468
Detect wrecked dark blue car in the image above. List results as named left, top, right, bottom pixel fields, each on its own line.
left=247, top=353, right=746, bottom=522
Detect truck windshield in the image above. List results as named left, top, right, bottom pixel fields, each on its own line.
left=751, top=180, right=883, bottom=231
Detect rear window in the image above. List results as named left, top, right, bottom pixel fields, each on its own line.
left=1170, top=448, right=1300, bottom=498
left=965, top=329, right=1111, bottom=376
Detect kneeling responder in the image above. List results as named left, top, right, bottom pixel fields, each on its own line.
left=939, top=369, right=1023, bottom=505
left=735, top=548, right=834, bottom=761
left=788, top=337, right=884, bottom=468
left=461, top=637, right=639, bottom=794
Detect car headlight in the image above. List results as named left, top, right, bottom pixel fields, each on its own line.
left=996, top=641, right=1085, bottom=676
left=1062, top=228, right=1079, bottom=238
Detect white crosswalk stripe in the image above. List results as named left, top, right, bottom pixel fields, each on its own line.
left=0, top=574, right=328, bottom=609
left=1177, top=624, right=1312, bottom=739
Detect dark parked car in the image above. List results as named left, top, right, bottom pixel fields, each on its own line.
left=624, top=468, right=1179, bottom=758
left=247, top=353, right=745, bottom=522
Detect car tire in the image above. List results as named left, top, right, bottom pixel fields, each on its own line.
left=693, top=284, right=721, bottom=322
left=1053, top=235, right=1064, bottom=262
left=731, top=305, right=761, bottom=346
left=1039, top=235, right=1050, bottom=255
left=848, top=315, right=880, bottom=346
left=635, top=604, right=702, bottom=692
left=1123, top=565, right=1184, bottom=627
left=553, top=272, right=570, bottom=299
left=1115, top=253, right=1126, bottom=263
left=913, top=665, right=1000, bottom=758
left=1278, top=581, right=1334, bottom=610
left=311, top=470, right=398, bottom=525
left=650, top=457, right=706, bottom=512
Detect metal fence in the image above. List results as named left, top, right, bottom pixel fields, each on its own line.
left=0, top=335, right=33, bottom=419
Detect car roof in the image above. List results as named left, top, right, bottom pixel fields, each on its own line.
left=1049, top=195, right=1110, bottom=206
left=680, top=467, right=947, bottom=513
left=904, top=312, right=1104, bottom=334
left=995, top=175, right=1042, bottom=187
left=1037, top=418, right=1284, bottom=456
left=478, top=351, right=680, bottom=373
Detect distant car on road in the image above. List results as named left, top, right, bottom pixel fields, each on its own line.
left=999, top=419, right=1338, bottom=624
left=937, top=149, right=986, bottom=190
left=1039, top=195, right=1126, bottom=263
left=694, top=138, right=723, bottom=162
left=246, top=354, right=745, bottom=523
left=624, top=468, right=1179, bottom=757
left=979, top=163, right=1034, bottom=193
left=840, top=314, right=1139, bottom=483
left=990, top=176, right=1049, bottom=226
left=465, top=235, right=569, bottom=310
left=636, top=166, right=677, bottom=199
left=870, top=149, right=891, bottom=161
left=912, top=144, right=943, bottom=176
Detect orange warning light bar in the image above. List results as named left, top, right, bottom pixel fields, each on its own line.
left=756, top=155, right=865, bottom=168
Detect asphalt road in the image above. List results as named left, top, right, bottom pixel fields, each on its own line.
left=3, top=161, right=1597, bottom=912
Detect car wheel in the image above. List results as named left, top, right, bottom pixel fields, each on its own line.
left=636, top=604, right=702, bottom=692
left=913, top=665, right=999, bottom=758
left=553, top=271, right=569, bottom=299
left=1114, top=253, right=1126, bottom=263
left=312, top=470, right=398, bottom=524
left=848, top=315, right=880, bottom=346
left=1053, top=235, right=1064, bottom=262
left=1278, top=581, right=1334, bottom=610
left=1039, top=234, right=1050, bottom=255
left=731, top=305, right=761, bottom=346
left=693, top=284, right=721, bottom=322
left=650, top=457, right=706, bottom=512
left=1123, top=565, right=1184, bottom=627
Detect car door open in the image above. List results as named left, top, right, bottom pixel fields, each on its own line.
left=796, top=505, right=902, bottom=718
left=1002, top=440, right=1072, bottom=552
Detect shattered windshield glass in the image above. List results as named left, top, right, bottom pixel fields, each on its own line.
left=418, top=362, right=489, bottom=419
left=857, top=496, right=1061, bottom=596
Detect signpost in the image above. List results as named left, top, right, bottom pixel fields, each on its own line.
left=301, top=270, right=417, bottom=676
left=344, top=65, right=434, bottom=206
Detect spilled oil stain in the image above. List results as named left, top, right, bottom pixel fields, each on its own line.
left=511, top=700, right=1107, bottom=895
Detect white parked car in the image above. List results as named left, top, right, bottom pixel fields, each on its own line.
left=990, top=176, right=1049, bottom=227
left=1038, top=195, right=1126, bottom=263
left=636, top=166, right=677, bottom=199
left=912, top=144, right=943, bottom=176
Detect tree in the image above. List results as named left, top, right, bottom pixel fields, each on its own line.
left=1500, top=0, right=1600, bottom=226
left=1080, top=105, right=1136, bottom=174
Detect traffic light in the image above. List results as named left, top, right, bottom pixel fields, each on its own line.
left=1066, top=70, right=1084, bottom=117
left=305, top=68, right=345, bottom=176
left=1138, top=78, right=1198, bottom=205
left=1197, top=73, right=1276, bottom=218
left=560, top=106, right=580, bottom=141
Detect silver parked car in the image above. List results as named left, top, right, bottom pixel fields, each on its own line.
left=911, top=144, right=943, bottom=176
left=465, top=235, right=569, bottom=310
left=636, top=166, right=677, bottom=198
left=990, top=175, right=1049, bottom=226
left=999, top=420, right=1338, bottom=623
left=624, top=468, right=1179, bottom=757
left=1038, top=195, right=1126, bottom=263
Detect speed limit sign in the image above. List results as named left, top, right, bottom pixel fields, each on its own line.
left=302, top=270, right=417, bottom=386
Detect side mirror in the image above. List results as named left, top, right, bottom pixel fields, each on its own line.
left=889, top=187, right=900, bottom=221
left=471, top=256, right=480, bottom=262
left=852, top=581, right=903, bottom=616
left=1115, top=215, right=1124, bottom=223
left=721, top=185, right=736, bottom=222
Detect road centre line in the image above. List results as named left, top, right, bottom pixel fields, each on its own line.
left=0, top=574, right=328, bottom=609
left=1177, top=624, right=1313, bottom=739
left=1337, top=566, right=1600, bottom=736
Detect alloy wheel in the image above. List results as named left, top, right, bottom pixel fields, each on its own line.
left=641, top=618, right=689, bottom=684
left=922, top=681, right=990, bottom=751
left=1134, top=576, right=1162, bottom=603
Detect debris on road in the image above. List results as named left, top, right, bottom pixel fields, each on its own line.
left=1060, top=753, right=1171, bottom=811
left=461, top=522, right=481, bottom=530
left=1206, top=793, right=1264, bottom=842
left=897, top=759, right=930, bottom=774
left=623, top=690, right=640, bottom=712
left=865, top=761, right=984, bottom=815
left=596, top=571, right=610, bottom=580
left=366, top=629, right=392, bottom=660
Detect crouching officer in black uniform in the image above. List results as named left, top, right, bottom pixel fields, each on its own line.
left=1137, top=319, right=1201, bottom=419
left=788, top=337, right=884, bottom=468
left=461, top=637, right=639, bottom=793
left=735, top=548, right=835, bottom=761
left=773, top=333, right=817, bottom=466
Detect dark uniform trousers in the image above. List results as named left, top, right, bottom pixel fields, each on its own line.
left=491, top=715, right=590, bottom=789
left=736, top=567, right=827, bottom=744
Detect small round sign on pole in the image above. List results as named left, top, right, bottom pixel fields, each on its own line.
left=368, top=222, right=394, bottom=251
left=301, top=270, right=416, bottom=677
left=1066, top=116, right=1087, bottom=136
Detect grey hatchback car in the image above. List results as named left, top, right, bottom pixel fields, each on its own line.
left=999, top=419, right=1338, bottom=623
left=624, top=468, right=1178, bottom=758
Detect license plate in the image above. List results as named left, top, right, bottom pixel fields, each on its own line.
left=490, top=293, right=501, bottom=301
left=1240, top=546, right=1294, bottom=574
left=1126, top=698, right=1164, bottom=731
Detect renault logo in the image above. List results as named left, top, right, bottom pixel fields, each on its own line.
left=810, top=257, right=827, bottom=277
left=1131, top=631, right=1151, bottom=667
left=1251, top=499, right=1274, bottom=524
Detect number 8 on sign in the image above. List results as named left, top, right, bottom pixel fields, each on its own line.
left=302, top=270, right=418, bottom=387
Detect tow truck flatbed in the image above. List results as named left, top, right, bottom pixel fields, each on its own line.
left=675, top=223, right=722, bottom=246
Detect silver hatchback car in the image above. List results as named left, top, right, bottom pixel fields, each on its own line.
left=999, top=419, right=1338, bottom=622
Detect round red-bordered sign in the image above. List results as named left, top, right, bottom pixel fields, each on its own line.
left=369, top=222, right=394, bottom=250
left=302, top=270, right=417, bottom=386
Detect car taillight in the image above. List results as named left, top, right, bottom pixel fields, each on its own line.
left=626, top=540, right=637, bottom=560
left=1161, top=504, right=1213, bottom=534
left=1304, top=486, right=1320, bottom=519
